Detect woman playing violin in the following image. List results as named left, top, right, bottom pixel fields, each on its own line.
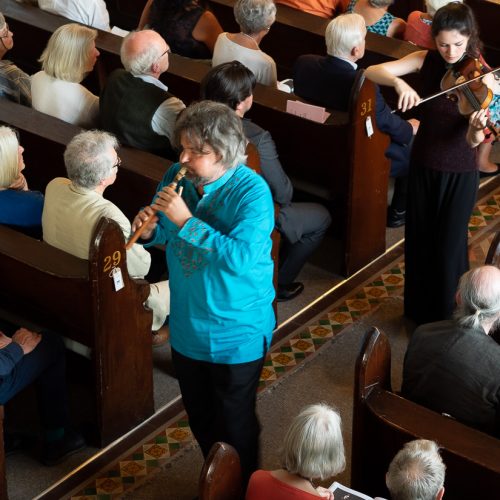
left=365, top=2, right=491, bottom=325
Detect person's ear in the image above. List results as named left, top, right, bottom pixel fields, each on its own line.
left=436, top=486, right=445, bottom=500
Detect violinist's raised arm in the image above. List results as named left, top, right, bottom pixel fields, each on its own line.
left=365, top=2, right=486, bottom=326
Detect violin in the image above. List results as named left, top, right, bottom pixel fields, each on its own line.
left=440, top=55, right=498, bottom=138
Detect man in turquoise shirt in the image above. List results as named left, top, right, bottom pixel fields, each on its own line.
left=133, top=101, right=275, bottom=482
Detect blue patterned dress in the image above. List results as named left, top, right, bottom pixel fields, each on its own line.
left=346, top=0, right=395, bottom=36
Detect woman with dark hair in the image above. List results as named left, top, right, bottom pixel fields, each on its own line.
left=138, top=0, right=222, bottom=59
left=365, top=2, right=491, bottom=325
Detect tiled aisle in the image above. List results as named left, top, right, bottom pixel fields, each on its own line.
left=72, top=192, right=499, bottom=499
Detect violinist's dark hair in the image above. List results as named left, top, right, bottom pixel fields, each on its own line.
left=431, top=2, right=482, bottom=57
left=200, top=61, right=256, bottom=111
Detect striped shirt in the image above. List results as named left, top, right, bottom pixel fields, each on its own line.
left=0, top=59, right=31, bottom=106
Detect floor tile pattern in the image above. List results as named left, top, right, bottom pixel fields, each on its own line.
left=72, top=193, right=499, bottom=499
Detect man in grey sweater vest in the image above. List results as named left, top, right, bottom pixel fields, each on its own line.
left=100, top=30, right=185, bottom=159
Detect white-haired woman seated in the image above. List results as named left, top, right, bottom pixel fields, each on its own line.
left=346, top=0, right=406, bottom=38
left=212, top=0, right=277, bottom=87
left=31, top=23, right=100, bottom=128
left=0, top=126, right=43, bottom=232
left=246, top=403, right=345, bottom=499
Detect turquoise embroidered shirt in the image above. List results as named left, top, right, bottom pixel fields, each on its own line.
left=145, top=163, right=276, bottom=364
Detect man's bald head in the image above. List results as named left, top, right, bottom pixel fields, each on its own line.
left=120, top=30, right=169, bottom=77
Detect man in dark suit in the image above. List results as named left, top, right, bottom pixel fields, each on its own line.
left=402, top=265, right=500, bottom=437
left=293, top=13, right=418, bottom=228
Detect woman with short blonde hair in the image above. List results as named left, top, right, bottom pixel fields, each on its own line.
left=0, top=126, right=44, bottom=230
left=31, top=23, right=100, bottom=128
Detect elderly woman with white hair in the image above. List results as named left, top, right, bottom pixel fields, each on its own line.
left=31, top=23, right=100, bottom=128
left=212, top=0, right=278, bottom=86
left=346, top=0, right=406, bottom=38
left=246, top=403, right=346, bottom=498
left=404, top=0, right=464, bottom=49
left=0, top=125, right=43, bottom=231
left=132, top=100, right=275, bottom=483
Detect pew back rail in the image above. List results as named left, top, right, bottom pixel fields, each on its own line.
left=351, top=327, right=500, bottom=499
left=0, top=219, right=154, bottom=446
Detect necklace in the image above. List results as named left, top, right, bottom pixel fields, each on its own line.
left=239, top=32, right=259, bottom=49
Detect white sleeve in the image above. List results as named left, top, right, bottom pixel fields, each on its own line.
left=151, top=97, right=186, bottom=140
left=90, top=0, right=111, bottom=31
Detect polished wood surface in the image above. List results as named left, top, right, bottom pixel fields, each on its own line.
left=352, top=327, right=500, bottom=499
left=0, top=219, right=154, bottom=447
left=199, top=442, right=242, bottom=500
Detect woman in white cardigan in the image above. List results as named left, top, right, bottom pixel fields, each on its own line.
left=31, top=23, right=100, bottom=128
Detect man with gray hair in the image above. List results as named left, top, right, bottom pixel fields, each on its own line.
left=384, top=439, right=445, bottom=500
left=402, top=265, right=500, bottom=436
left=293, top=13, right=418, bottom=228
left=0, top=12, right=31, bottom=105
left=99, top=29, right=185, bottom=159
left=42, top=130, right=170, bottom=346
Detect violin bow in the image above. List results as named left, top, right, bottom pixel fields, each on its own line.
left=391, top=66, right=499, bottom=112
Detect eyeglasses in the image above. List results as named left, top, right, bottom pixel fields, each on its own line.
left=112, top=156, right=121, bottom=170
left=0, top=23, right=10, bottom=39
left=158, top=47, right=171, bottom=60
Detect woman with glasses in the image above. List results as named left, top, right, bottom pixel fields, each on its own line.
left=212, top=0, right=278, bottom=86
left=0, top=126, right=43, bottom=233
left=0, top=12, right=31, bottom=106
left=31, top=23, right=100, bottom=128
left=138, top=0, right=223, bottom=59
left=132, top=101, right=275, bottom=484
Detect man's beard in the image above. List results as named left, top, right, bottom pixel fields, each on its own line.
left=186, top=172, right=212, bottom=188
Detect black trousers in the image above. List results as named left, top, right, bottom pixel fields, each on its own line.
left=171, top=348, right=265, bottom=483
left=404, top=166, right=479, bottom=325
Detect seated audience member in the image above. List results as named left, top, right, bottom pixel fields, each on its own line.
left=293, top=13, right=417, bottom=227
left=382, top=440, right=446, bottom=500
left=99, top=30, right=185, bottom=160
left=37, top=0, right=111, bottom=31
left=0, top=126, right=43, bottom=232
left=246, top=403, right=345, bottom=498
left=42, top=130, right=170, bottom=347
left=138, top=0, right=223, bottom=59
left=0, top=320, right=85, bottom=465
left=404, top=0, right=462, bottom=50
left=0, top=13, right=31, bottom=106
left=275, top=0, right=342, bottom=19
left=346, top=0, right=406, bottom=38
left=201, top=61, right=332, bottom=301
left=132, top=101, right=275, bottom=484
left=212, top=0, right=278, bottom=87
left=31, top=23, right=100, bottom=128
left=402, top=265, right=500, bottom=437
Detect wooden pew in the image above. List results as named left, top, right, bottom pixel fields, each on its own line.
left=198, top=442, right=242, bottom=500
left=1, top=0, right=392, bottom=275
left=0, top=218, right=154, bottom=447
left=351, top=327, right=500, bottom=499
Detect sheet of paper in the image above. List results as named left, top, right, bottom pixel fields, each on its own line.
left=111, top=26, right=129, bottom=37
left=286, top=100, right=330, bottom=123
left=329, top=481, right=374, bottom=500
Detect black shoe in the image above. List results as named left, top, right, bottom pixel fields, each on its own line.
left=387, top=208, right=406, bottom=228
left=41, top=429, right=85, bottom=466
left=479, top=165, right=499, bottom=178
left=277, top=282, right=304, bottom=302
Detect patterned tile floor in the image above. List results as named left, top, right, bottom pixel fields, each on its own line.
left=72, top=191, right=499, bottom=499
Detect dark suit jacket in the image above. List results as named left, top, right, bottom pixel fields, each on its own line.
left=402, top=319, right=500, bottom=437
left=293, top=54, right=413, bottom=177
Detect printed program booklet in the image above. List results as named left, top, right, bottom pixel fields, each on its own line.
left=328, top=481, right=374, bottom=499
